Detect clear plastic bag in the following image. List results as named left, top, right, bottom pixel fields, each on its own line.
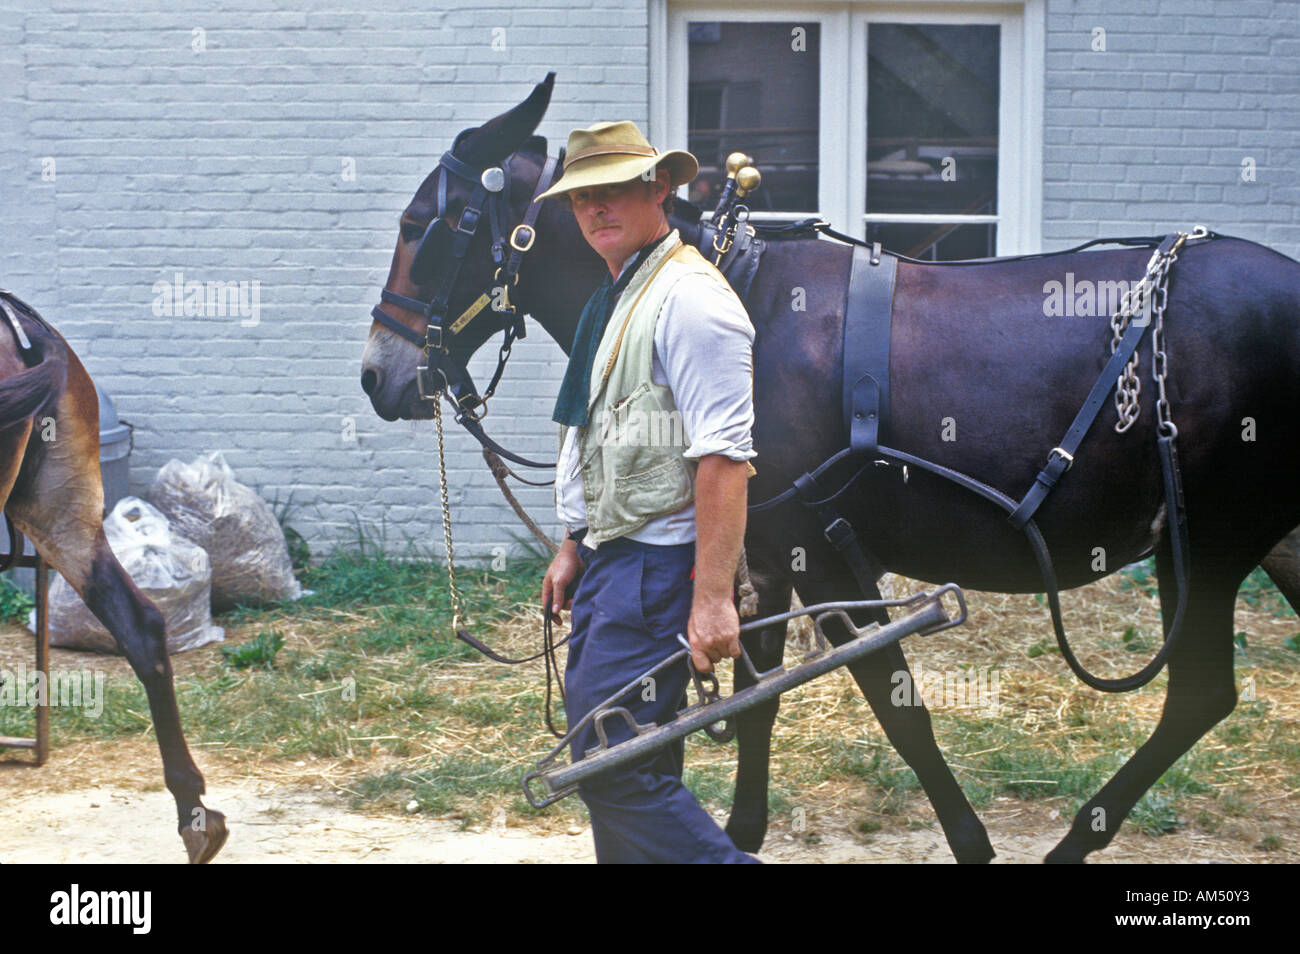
left=39, top=497, right=225, bottom=654
left=146, top=451, right=302, bottom=610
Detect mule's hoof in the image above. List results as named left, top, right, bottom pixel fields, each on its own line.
left=725, top=821, right=766, bottom=854
left=1044, top=845, right=1085, bottom=864
left=181, top=809, right=229, bottom=864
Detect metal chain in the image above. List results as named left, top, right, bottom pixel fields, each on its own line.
left=1109, top=236, right=1185, bottom=433
left=433, top=397, right=467, bottom=632
left=1151, top=251, right=1177, bottom=437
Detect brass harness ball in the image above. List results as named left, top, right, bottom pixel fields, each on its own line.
left=725, top=152, right=753, bottom=176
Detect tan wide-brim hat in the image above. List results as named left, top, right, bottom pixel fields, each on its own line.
left=534, top=120, right=699, bottom=202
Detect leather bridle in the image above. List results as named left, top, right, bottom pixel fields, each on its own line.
left=369, top=145, right=562, bottom=460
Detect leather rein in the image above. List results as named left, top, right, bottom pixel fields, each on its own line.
left=369, top=147, right=564, bottom=469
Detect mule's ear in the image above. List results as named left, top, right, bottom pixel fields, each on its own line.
left=456, top=72, right=555, bottom=166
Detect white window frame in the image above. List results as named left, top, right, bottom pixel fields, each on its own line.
left=651, top=0, right=1044, bottom=254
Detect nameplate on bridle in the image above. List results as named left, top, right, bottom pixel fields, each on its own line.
left=449, top=292, right=493, bottom=335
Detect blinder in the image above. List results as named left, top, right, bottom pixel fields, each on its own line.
left=410, top=217, right=453, bottom=287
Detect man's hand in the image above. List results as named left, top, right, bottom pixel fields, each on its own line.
left=687, top=593, right=741, bottom=673
left=541, top=538, right=584, bottom=623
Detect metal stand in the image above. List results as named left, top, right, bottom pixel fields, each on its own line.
left=0, top=554, right=50, bottom=766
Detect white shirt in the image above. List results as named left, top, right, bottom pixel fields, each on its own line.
left=556, top=242, right=757, bottom=544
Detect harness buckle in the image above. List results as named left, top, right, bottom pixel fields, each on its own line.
left=426, top=324, right=443, bottom=352
left=1048, top=446, right=1074, bottom=471
left=823, top=517, right=855, bottom=549
left=510, top=224, right=536, bottom=252
left=457, top=205, right=480, bottom=235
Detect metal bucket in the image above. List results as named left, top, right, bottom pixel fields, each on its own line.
left=96, top=383, right=133, bottom=511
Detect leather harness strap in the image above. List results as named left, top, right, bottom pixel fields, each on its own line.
left=843, top=243, right=898, bottom=457
left=1007, top=230, right=1185, bottom=531
left=1007, top=304, right=1149, bottom=531
left=791, top=471, right=891, bottom=629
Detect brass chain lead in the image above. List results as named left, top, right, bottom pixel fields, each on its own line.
left=433, top=397, right=467, bottom=632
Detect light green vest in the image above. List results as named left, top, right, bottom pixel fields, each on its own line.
left=557, top=230, right=738, bottom=548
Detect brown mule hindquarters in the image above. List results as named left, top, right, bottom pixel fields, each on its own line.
left=0, top=296, right=68, bottom=544
left=0, top=296, right=67, bottom=432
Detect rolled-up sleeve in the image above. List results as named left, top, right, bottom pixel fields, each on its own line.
left=654, top=274, right=757, bottom=466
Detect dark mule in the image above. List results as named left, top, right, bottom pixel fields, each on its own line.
left=0, top=292, right=227, bottom=863
left=360, top=77, right=1300, bottom=863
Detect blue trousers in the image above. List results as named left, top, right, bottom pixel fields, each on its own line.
left=565, top=536, right=758, bottom=864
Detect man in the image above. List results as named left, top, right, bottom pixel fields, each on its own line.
left=536, top=121, right=759, bottom=863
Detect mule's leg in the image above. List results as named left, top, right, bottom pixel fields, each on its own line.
left=1260, top=526, right=1300, bottom=615
left=724, top=571, right=792, bottom=852
left=7, top=358, right=227, bottom=863
left=1045, top=545, right=1240, bottom=863
left=794, top=568, right=995, bottom=863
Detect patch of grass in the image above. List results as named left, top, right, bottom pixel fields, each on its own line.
left=1130, top=791, right=1183, bottom=836
left=270, top=490, right=311, bottom=572
left=351, top=756, right=519, bottom=823
left=0, top=576, right=34, bottom=626
left=1119, top=557, right=1158, bottom=598
left=683, top=761, right=737, bottom=809
left=980, top=746, right=1113, bottom=802
left=220, top=629, right=285, bottom=670
left=856, top=816, right=883, bottom=834
left=824, top=739, right=919, bottom=794
left=1153, top=760, right=1213, bottom=798
left=1238, top=566, right=1296, bottom=619
left=1218, top=790, right=1250, bottom=817
left=1122, top=625, right=1153, bottom=653
left=1194, top=809, right=1222, bottom=834
left=453, top=695, right=518, bottom=727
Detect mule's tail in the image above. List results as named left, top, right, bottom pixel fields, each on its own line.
left=0, top=296, right=68, bottom=429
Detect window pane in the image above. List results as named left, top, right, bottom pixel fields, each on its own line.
left=866, top=23, right=999, bottom=216
left=688, top=21, right=820, bottom=213
left=867, top=221, right=997, bottom=261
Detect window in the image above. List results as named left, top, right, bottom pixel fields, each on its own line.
left=653, top=1, right=1044, bottom=257
left=866, top=22, right=999, bottom=259
left=686, top=22, right=820, bottom=214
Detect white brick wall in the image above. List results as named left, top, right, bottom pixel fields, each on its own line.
left=2, top=1, right=1296, bottom=562
left=1042, top=0, right=1300, bottom=250
left=0, top=0, right=647, bottom=563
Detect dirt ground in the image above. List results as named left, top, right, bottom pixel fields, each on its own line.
left=1, top=738, right=1291, bottom=863
left=2, top=571, right=1296, bottom=864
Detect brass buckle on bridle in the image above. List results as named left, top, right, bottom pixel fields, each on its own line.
left=509, top=224, right=536, bottom=253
